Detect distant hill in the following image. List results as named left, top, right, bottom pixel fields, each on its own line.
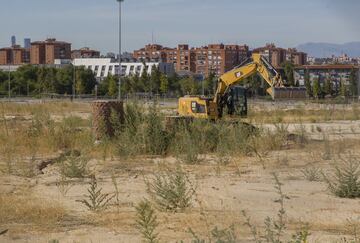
left=297, top=42, right=360, bottom=58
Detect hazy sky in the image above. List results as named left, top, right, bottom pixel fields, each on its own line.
left=1, top=0, right=359, bottom=53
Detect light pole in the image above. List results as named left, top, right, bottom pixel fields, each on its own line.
left=117, top=0, right=124, bottom=100
left=8, top=64, right=11, bottom=100
left=8, top=48, right=13, bottom=100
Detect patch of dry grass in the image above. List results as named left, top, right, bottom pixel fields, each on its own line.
left=0, top=194, right=66, bottom=227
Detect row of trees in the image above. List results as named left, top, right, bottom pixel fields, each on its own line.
left=304, top=69, right=358, bottom=99
left=0, top=65, right=96, bottom=96
left=0, top=63, right=357, bottom=99
left=0, top=64, right=218, bottom=97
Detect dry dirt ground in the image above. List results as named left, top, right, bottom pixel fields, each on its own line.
left=1, top=100, right=360, bottom=243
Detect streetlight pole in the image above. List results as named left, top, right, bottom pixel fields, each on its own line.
left=73, top=63, right=76, bottom=100
left=8, top=65, right=11, bottom=100
left=117, top=0, right=124, bottom=100
left=8, top=48, right=13, bottom=100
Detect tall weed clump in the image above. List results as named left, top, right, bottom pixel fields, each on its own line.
left=322, top=154, right=360, bottom=198
left=116, top=102, right=146, bottom=157
left=146, top=166, right=195, bottom=212
left=145, top=104, right=169, bottom=156
left=135, top=200, right=160, bottom=243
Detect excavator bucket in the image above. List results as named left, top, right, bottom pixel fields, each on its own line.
left=267, top=87, right=307, bottom=100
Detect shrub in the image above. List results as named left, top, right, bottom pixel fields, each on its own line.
left=322, top=154, right=360, bottom=198
left=60, top=153, right=88, bottom=178
left=135, top=200, right=159, bottom=243
left=172, top=126, right=200, bottom=164
left=145, top=104, right=169, bottom=155
left=187, top=225, right=237, bottom=243
left=146, top=166, right=195, bottom=212
left=301, top=166, right=322, bottom=182
left=77, top=175, right=114, bottom=212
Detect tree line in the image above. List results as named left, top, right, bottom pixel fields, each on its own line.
left=0, top=65, right=96, bottom=97
left=0, top=64, right=218, bottom=98
left=0, top=63, right=357, bottom=99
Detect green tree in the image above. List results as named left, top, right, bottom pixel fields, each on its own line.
left=340, top=78, right=347, bottom=98
left=75, top=67, right=97, bottom=95
left=179, top=77, right=199, bottom=95
left=203, top=72, right=216, bottom=95
left=282, top=61, right=295, bottom=86
left=107, top=75, right=118, bottom=97
left=159, top=74, right=168, bottom=95
left=305, top=70, right=312, bottom=97
left=349, top=69, right=358, bottom=97
left=12, top=64, right=38, bottom=95
left=55, top=65, right=73, bottom=94
left=140, top=66, right=150, bottom=92
left=150, top=65, right=161, bottom=94
left=312, top=77, right=320, bottom=99
left=168, top=73, right=181, bottom=96
left=324, top=74, right=332, bottom=96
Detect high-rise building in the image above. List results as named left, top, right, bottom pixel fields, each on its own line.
left=30, top=38, right=71, bottom=64
left=24, top=38, right=31, bottom=49
left=11, top=35, right=16, bottom=47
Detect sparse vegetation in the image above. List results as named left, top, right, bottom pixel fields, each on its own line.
left=1, top=100, right=360, bottom=242
left=77, top=175, right=114, bottom=211
left=60, top=153, right=89, bottom=178
left=242, top=174, right=309, bottom=243
left=146, top=166, right=195, bottom=212
left=135, top=200, right=160, bottom=243
left=322, top=154, right=360, bottom=198
left=0, top=194, right=66, bottom=226
left=301, top=166, right=322, bottom=182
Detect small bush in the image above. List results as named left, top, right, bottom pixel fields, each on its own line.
left=145, top=104, right=169, bottom=155
left=301, top=166, right=322, bottom=182
left=172, top=127, right=200, bottom=164
left=60, top=153, right=88, bottom=178
left=187, top=225, right=237, bottom=243
left=146, top=166, right=195, bottom=212
left=322, top=155, right=360, bottom=198
left=77, top=175, right=114, bottom=211
left=135, top=200, right=159, bottom=243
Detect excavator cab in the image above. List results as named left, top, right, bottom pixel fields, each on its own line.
left=225, top=86, right=248, bottom=117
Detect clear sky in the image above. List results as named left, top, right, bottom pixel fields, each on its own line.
left=1, top=0, right=359, bottom=53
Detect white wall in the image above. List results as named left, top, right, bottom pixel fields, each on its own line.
left=72, top=58, right=174, bottom=80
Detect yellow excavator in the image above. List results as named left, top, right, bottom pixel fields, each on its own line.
left=177, top=53, right=306, bottom=120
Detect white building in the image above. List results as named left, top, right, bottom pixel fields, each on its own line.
left=72, top=58, right=174, bottom=80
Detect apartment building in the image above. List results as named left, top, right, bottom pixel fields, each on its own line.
left=133, top=44, right=168, bottom=62
left=133, top=43, right=249, bottom=77
left=286, top=48, right=307, bottom=66
left=253, top=44, right=307, bottom=67
left=30, top=38, right=71, bottom=65
left=71, top=47, right=100, bottom=59
left=0, top=45, right=30, bottom=65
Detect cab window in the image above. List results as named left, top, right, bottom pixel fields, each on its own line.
left=191, top=101, right=206, bottom=113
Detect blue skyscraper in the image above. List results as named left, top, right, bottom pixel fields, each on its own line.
left=11, top=35, right=16, bottom=46
left=24, top=38, right=31, bottom=49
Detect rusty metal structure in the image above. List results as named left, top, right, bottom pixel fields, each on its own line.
left=92, top=100, right=124, bottom=140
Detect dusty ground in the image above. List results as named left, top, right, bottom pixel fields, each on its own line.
left=0, top=100, right=360, bottom=243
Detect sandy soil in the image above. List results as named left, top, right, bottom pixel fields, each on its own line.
left=1, top=101, right=360, bottom=243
